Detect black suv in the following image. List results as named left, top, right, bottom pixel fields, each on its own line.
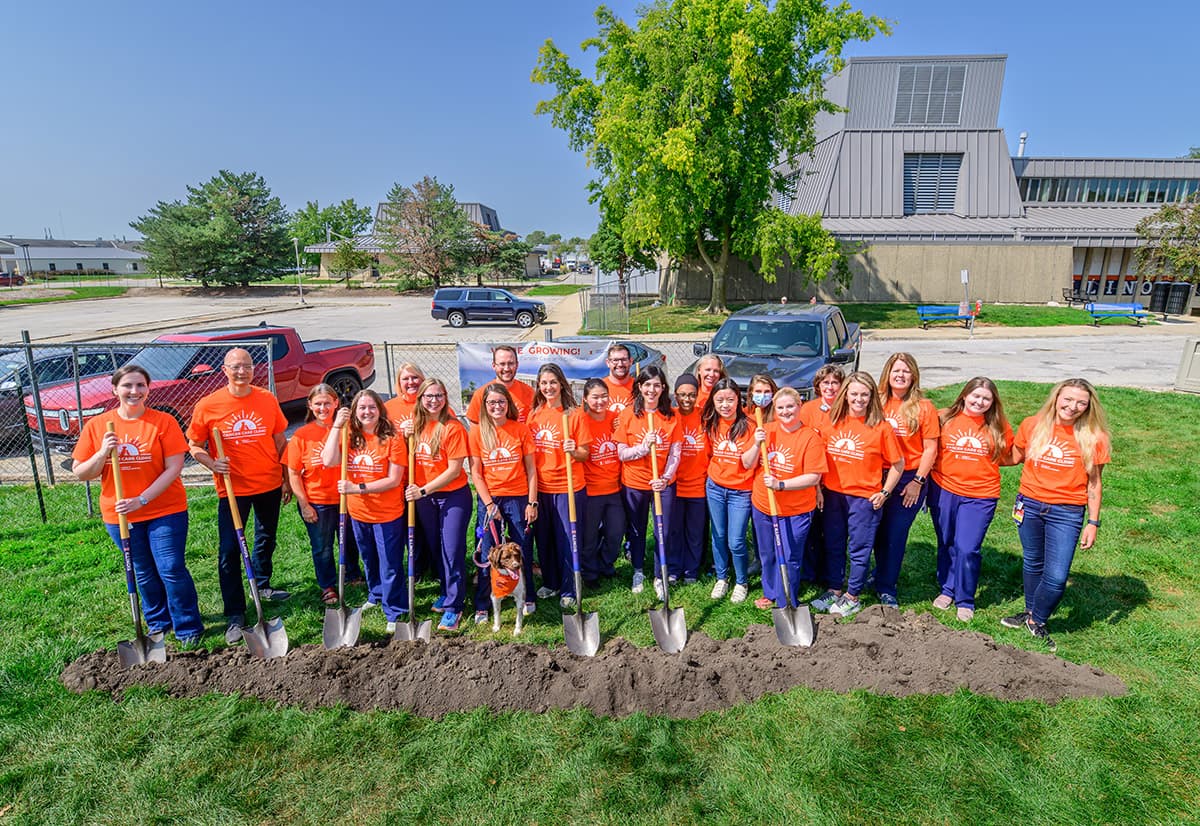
left=430, top=288, right=547, bottom=329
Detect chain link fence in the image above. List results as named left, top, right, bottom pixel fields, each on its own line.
left=0, top=339, right=272, bottom=521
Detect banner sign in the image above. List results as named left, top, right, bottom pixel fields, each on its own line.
left=456, top=340, right=614, bottom=405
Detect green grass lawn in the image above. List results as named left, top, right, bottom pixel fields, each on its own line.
left=612, top=301, right=1116, bottom=335
left=1, top=383, right=1197, bottom=823
left=526, top=283, right=586, bottom=296
left=0, top=286, right=128, bottom=306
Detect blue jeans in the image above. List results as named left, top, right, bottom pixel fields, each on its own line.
left=299, top=503, right=363, bottom=590
left=474, top=495, right=535, bottom=611
left=105, top=510, right=203, bottom=639
left=873, top=469, right=926, bottom=599
left=216, top=488, right=282, bottom=620
left=706, top=479, right=751, bottom=585
left=928, top=482, right=998, bottom=610
left=1016, top=495, right=1086, bottom=625
left=751, top=507, right=812, bottom=607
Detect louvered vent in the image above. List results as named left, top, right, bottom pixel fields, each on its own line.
left=903, top=153, right=962, bottom=214
left=894, top=64, right=966, bottom=125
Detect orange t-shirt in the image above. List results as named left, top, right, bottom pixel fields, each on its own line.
left=751, top=422, right=829, bottom=516
left=603, top=376, right=636, bottom=416
left=581, top=410, right=621, bottom=495
left=466, top=380, right=535, bottom=424
left=284, top=421, right=341, bottom=506
left=467, top=419, right=534, bottom=498
left=384, top=393, right=419, bottom=434
left=414, top=418, right=469, bottom=491
left=345, top=431, right=407, bottom=523
left=187, top=386, right=288, bottom=497
left=822, top=414, right=903, bottom=498
left=1015, top=417, right=1110, bottom=505
left=707, top=418, right=756, bottom=490
left=73, top=409, right=189, bottom=524
left=527, top=405, right=588, bottom=493
left=614, top=407, right=681, bottom=491
left=882, top=396, right=940, bottom=471
left=931, top=412, right=1013, bottom=499
left=799, top=399, right=835, bottom=436
left=696, top=385, right=714, bottom=412
left=673, top=407, right=709, bottom=498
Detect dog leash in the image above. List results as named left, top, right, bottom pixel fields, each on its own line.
left=472, top=518, right=506, bottom=569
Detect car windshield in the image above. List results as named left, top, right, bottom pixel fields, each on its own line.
left=128, top=346, right=206, bottom=380
left=710, top=319, right=822, bottom=357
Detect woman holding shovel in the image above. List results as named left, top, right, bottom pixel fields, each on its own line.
left=72, top=364, right=203, bottom=647
left=701, top=378, right=756, bottom=603
left=322, top=390, right=408, bottom=633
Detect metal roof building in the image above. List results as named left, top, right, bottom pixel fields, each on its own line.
left=678, top=54, right=1200, bottom=308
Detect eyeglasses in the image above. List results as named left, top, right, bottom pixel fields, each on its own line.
left=422, top=393, right=447, bottom=401
left=484, top=399, right=508, bottom=406
left=608, top=357, right=630, bottom=364
left=225, top=364, right=253, bottom=372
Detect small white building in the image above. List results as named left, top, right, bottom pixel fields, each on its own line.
left=0, top=238, right=147, bottom=275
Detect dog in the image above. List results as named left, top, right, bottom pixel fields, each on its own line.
left=488, top=540, right=526, bottom=635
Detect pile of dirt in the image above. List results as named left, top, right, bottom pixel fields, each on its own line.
left=62, top=607, right=1125, bottom=719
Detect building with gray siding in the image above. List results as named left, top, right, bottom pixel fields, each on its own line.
left=679, top=54, right=1200, bottom=311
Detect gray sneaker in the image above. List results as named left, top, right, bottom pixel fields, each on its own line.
left=810, top=590, right=840, bottom=612
left=536, top=586, right=559, bottom=600
left=878, top=593, right=899, bottom=608
left=631, top=571, right=645, bottom=594
left=830, top=595, right=862, bottom=618
left=259, top=587, right=291, bottom=601
left=224, top=616, right=244, bottom=644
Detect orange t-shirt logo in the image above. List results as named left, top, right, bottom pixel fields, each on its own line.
left=828, top=430, right=866, bottom=462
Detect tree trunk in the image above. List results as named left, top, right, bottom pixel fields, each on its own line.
left=697, top=230, right=731, bottom=314
left=658, top=260, right=677, bottom=305
left=617, top=266, right=628, bottom=307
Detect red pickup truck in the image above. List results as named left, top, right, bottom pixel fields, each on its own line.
left=28, top=324, right=374, bottom=451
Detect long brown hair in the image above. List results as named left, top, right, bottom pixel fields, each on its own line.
left=411, top=378, right=454, bottom=457
left=830, top=371, right=886, bottom=428
left=347, top=389, right=395, bottom=450
left=477, top=382, right=518, bottom=454
left=878, top=352, right=926, bottom=433
left=532, top=364, right=578, bottom=412
left=940, top=377, right=1010, bottom=462
left=1026, top=378, right=1110, bottom=473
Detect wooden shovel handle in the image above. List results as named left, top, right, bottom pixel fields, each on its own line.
left=106, top=422, right=130, bottom=538
left=563, top=412, right=577, bottom=522
left=755, top=407, right=780, bottom=518
left=210, top=428, right=243, bottom=531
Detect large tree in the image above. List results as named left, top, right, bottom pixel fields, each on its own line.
left=533, top=0, right=886, bottom=312
left=464, top=226, right=533, bottom=285
left=327, top=239, right=375, bottom=283
left=1136, top=192, right=1200, bottom=283
left=131, top=170, right=292, bottom=287
left=289, top=199, right=372, bottom=266
left=376, top=176, right=473, bottom=288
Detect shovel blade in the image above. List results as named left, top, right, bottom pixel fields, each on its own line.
left=243, top=617, right=288, bottom=659
left=563, top=610, right=600, bottom=657
left=323, top=605, right=362, bottom=650
left=648, top=606, right=687, bottom=654
left=393, top=619, right=432, bottom=643
left=772, top=605, right=815, bottom=647
left=117, top=632, right=166, bottom=668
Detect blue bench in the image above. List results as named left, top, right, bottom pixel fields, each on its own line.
left=917, top=305, right=975, bottom=331
left=1085, top=302, right=1148, bottom=327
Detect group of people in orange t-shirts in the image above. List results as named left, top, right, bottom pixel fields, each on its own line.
left=73, top=341, right=1111, bottom=653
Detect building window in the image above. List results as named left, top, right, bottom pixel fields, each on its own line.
left=894, top=64, right=966, bottom=125
left=1018, top=176, right=1200, bottom=203
left=776, top=172, right=799, bottom=213
left=76, top=263, right=83, bottom=271
left=102, top=262, right=109, bottom=271
left=131, top=263, right=139, bottom=272
left=48, top=263, right=56, bottom=272
left=903, top=153, right=962, bottom=214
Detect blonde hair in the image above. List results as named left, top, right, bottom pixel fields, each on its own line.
left=477, top=383, right=517, bottom=454
left=878, top=352, right=925, bottom=433
left=773, top=386, right=803, bottom=413
left=1026, top=378, right=1110, bottom=473
left=411, top=378, right=453, bottom=458
left=940, top=377, right=1010, bottom=463
left=394, top=362, right=424, bottom=396
left=830, top=372, right=886, bottom=428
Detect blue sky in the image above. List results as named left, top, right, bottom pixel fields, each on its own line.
left=2, top=0, right=1195, bottom=242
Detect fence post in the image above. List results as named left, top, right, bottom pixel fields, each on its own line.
left=383, top=343, right=393, bottom=396
left=71, top=344, right=94, bottom=517
left=545, top=328, right=553, bottom=342
left=17, top=377, right=48, bottom=523
left=21, top=330, right=55, bottom=485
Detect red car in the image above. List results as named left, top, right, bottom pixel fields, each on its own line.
left=0, top=273, right=27, bottom=286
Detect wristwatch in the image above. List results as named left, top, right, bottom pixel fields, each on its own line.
left=880, top=488, right=892, bottom=499
left=419, top=487, right=427, bottom=498
left=913, top=475, right=927, bottom=486
left=137, top=495, right=149, bottom=507
left=1087, top=518, right=1101, bottom=528
left=776, top=480, right=785, bottom=491
left=358, top=483, right=366, bottom=493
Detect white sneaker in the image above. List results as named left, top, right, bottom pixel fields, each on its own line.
left=810, top=590, right=840, bottom=613
left=730, top=583, right=748, bottom=603
left=653, top=578, right=665, bottom=600
left=523, top=601, right=537, bottom=617
left=386, top=621, right=397, bottom=633
left=631, top=570, right=645, bottom=593
left=362, top=599, right=377, bottom=611
left=710, top=579, right=729, bottom=599
left=830, top=595, right=862, bottom=618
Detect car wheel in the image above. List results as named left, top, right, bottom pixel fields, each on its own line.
left=516, top=311, right=535, bottom=328
left=448, top=311, right=467, bottom=328
left=327, top=372, right=363, bottom=404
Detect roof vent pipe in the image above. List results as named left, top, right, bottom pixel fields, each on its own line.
left=1018, top=131, right=1028, bottom=158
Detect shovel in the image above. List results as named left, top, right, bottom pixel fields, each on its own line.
left=646, top=410, right=687, bottom=653
left=323, top=427, right=362, bottom=649
left=211, top=428, right=288, bottom=659
left=107, top=422, right=166, bottom=668
left=562, top=412, right=600, bottom=656
left=394, top=434, right=431, bottom=642
left=754, top=408, right=815, bottom=647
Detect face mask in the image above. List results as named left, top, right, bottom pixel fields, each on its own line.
left=751, top=392, right=773, bottom=408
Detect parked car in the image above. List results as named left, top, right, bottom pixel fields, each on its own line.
left=0, top=273, right=26, bottom=287
left=27, top=324, right=374, bottom=452
left=1, top=347, right=137, bottom=454
left=690, top=303, right=861, bottom=400
left=431, top=287, right=547, bottom=329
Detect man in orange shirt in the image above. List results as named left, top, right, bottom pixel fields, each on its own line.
left=187, top=348, right=291, bottom=643
left=603, top=343, right=635, bottom=414
left=465, top=346, right=535, bottom=424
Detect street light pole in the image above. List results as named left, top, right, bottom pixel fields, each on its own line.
left=292, top=237, right=306, bottom=305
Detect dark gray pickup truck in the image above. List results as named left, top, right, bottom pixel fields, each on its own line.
left=691, top=303, right=861, bottom=400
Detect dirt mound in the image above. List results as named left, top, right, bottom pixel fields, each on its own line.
left=62, top=608, right=1124, bottom=718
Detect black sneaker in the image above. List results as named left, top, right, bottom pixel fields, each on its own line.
left=1028, top=621, right=1057, bottom=652
left=1000, top=611, right=1031, bottom=629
